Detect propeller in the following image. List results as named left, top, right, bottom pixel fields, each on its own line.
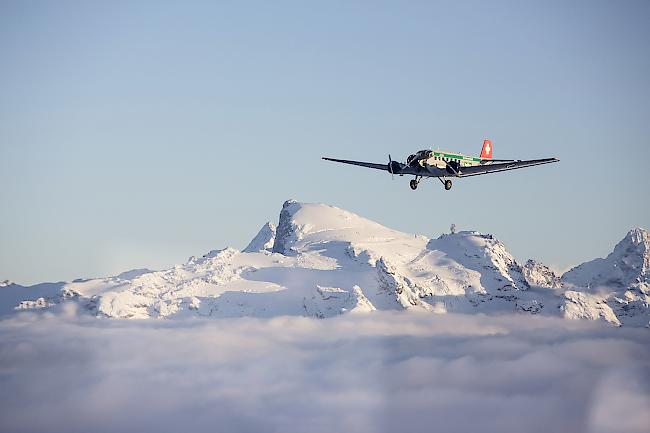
left=388, top=154, right=394, bottom=180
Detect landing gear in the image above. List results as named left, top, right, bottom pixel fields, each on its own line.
left=410, top=176, right=452, bottom=191
left=410, top=176, right=424, bottom=190
left=437, top=177, right=453, bottom=191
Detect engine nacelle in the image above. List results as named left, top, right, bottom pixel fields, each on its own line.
left=406, top=154, right=417, bottom=166
left=389, top=160, right=402, bottom=174
left=406, top=150, right=433, bottom=167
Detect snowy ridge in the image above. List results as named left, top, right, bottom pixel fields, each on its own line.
left=1, top=201, right=648, bottom=326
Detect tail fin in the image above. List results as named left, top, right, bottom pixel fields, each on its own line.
left=480, top=139, right=492, bottom=159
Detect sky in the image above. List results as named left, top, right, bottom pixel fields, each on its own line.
left=1, top=0, right=649, bottom=285
left=0, top=308, right=648, bottom=433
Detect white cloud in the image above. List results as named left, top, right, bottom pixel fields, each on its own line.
left=0, top=309, right=648, bottom=433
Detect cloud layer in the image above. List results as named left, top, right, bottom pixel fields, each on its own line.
left=0, top=307, right=648, bottom=433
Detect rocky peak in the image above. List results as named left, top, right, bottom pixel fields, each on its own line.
left=522, top=260, right=561, bottom=288
left=272, top=200, right=301, bottom=255
left=612, top=228, right=649, bottom=278
left=562, top=227, right=649, bottom=289
left=244, top=222, right=276, bottom=253
left=270, top=199, right=400, bottom=256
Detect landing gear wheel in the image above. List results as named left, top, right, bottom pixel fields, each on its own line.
left=409, top=179, right=418, bottom=190
left=444, top=179, right=452, bottom=190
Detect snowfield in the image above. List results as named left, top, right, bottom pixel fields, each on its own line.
left=1, top=200, right=648, bottom=326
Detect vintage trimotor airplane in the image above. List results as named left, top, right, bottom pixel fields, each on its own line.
left=323, top=139, right=559, bottom=191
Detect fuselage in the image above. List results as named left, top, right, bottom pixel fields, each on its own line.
left=408, top=150, right=484, bottom=169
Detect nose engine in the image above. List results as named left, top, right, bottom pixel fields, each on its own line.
left=406, top=150, right=433, bottom=167
left=406, top=154, right=417, bottom=166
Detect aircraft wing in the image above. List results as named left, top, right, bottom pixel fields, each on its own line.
left=322, top=157, right=390, bottom=172
left=459, top=157, right=559, bottom=177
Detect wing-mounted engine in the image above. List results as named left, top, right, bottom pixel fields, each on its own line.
left=388, top=159, right=402, bottom=174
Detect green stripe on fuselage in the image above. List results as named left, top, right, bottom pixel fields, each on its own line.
left=432, top=151, right=481, bottom=163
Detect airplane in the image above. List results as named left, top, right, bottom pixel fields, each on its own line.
left=323, top=139, right=559, bottom=191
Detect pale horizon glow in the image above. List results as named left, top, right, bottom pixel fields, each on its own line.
left=1, top=1, right=649, bottom=285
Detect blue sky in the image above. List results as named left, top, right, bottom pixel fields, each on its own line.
left=1, top=0, right=649, bottom=284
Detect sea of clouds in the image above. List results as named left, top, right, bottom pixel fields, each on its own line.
left=0, top=305, right=648, bottom=433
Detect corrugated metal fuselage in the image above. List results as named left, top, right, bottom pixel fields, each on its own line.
left=401, top=150, right=483, bottom=176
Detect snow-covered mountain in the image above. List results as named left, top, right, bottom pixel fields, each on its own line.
left=562, top=228, right=648, bottom=289
left=1, top=200, right=648, bottom=326
left=561, top=228, right=649, bottom=326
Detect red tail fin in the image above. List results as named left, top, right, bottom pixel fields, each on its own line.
left=480, top=139, right=492, bottom=159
